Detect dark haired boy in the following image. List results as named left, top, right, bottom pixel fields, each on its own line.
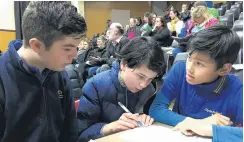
left=150, top=25, right=243, bottom=135
left=0, top=2, right=86, bottom=141
left=77, top=37, right=166, bottom=141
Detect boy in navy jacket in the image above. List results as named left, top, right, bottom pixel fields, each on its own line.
left=150, top=25, right=243, bottom=135
left=0, top=2, right=86, bottom=142
left=77, top=37, right=166, bottom=141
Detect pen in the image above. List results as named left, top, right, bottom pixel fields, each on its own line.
left=118, top=102, right=143, bottom=127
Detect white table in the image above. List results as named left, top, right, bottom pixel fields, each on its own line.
left=94, top=122, right=212, bottom=142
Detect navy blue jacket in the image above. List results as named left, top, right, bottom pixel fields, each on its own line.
left=77, top=61, right=155, bottom=142
left=0, top=40, right=78, bottom=142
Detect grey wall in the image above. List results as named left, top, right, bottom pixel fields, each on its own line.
left=152, top=1, right=168, bottom=16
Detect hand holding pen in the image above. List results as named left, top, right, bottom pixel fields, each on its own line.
left=118, top=102, right=154, bottom=127
left=101, top=102, right=154, bottom=136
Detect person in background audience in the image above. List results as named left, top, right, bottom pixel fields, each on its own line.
left=150, top=25, right=243, bottom=136
left=144, top=16, right=173, bottom=47
left=141, top=13, right=154, bottom=36
left=0, top=2, right=86, bottom=142
left=87, top=35, right=107, bottom=77
left=168, top=10, right=180, bottom=36
left=194, top=1, right=220, bottom=20
left=77, top=39, right=86, bottom=56
left=135, top=16, right=143, bottom=29
left=77, top=37, right=166, bottom=141
left=188, top=5, right=219, bottom=35
left=163, top=7, right=171, bottom=24
left=90, top=23, right=130, bottom=73
left=124, top=18, right=141, bottom=39
left=143, top=12, right=150, bottom=25
left=151, top=12, right=157, bottom=26
left=174, top=122, right=243, bottom=141
left=179, top=4, right=191, bottom=22
left=104, top=19, right=112, bottom=34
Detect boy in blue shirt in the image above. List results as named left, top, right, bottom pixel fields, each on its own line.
left=149, top=25, right=243, bottom=135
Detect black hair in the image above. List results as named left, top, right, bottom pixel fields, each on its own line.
left=115, top=24, right=124, bottom=35
left=22, top=1, right=87, bottom=48
left=118, top=37, right=166, bottom=75
left=135, top=17, right=142, bottom=25
left=188, top=25, right=241, bottom=69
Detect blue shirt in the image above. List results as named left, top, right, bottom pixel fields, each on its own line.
left=213, top=125, right=243, bottom=142
left=149, top=61, right=243, bottom=126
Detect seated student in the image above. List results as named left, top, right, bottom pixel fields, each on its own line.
left=174, top=117, right=243, bottom=142
left=149, top=25, right=243, bottom=134
left=77, top=37, right=166, bottom=141
left=0, top=1, right=86, bottom=141
left=87, top=35, right=107, bottom=77
left=90, top=23, right=130, bottom=74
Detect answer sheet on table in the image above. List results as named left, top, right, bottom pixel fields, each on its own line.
left=118, top=125, right=212, bottom=142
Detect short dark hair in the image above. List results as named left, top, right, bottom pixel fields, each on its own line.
left=188, top=25, right=241, bottom=69
left=135, top=17, right=142, bottom=24
left=118, top=37, right=166, bottom=75
left=22, top=2, right=87, bottom=48
left=144, top=12, right=150, bottom=17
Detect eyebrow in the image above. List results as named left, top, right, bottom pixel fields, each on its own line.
left=62, top=44, right=77, bottom=48
left=138, top=73, right=153, bottom=79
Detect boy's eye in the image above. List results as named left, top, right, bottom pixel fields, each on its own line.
left=197, top=62, right=203, bottom=66
left=64, top=48, right=71, bottom=51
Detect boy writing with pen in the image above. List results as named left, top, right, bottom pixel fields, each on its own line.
left=150, top=25, right=243, bottom=139
left=77, top=37, right=166, bottom=142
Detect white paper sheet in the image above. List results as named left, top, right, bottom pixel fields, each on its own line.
left=118, top=125, right=211, bottom=142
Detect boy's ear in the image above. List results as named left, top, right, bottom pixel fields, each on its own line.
left=217, top=63, right=232, bottom=76
left=29, top=38, right=45, bottom=53
left=120, top=61, right=128, bottom=71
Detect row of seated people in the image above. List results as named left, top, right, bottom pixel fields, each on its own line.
left=66, top=1, right=243, bottom=101
left=75, top=25, right=243, bottom=142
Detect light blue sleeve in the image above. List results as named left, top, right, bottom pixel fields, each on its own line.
left=149, top=62, right=186, bottom=126
left=213, top=125, right=243, bottom=142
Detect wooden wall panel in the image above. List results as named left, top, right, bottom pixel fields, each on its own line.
left=84, top=1, right=151, bottom=38
left=0, top=30, right=16, bottom=52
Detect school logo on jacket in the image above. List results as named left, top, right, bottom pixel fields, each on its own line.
left=58, top=90, right=63, bottom=98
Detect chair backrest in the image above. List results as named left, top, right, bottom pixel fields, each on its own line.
left=221, top=5, right=227, bottom=15
left=225, top=10, right=235, bottom=21
left=230, top=7, right=240, bottom=20
left=239, top=12, right=243, bottom=20
left=220, top=15, right=234, bottom=29
left=234, top=30, right=243, bottom=64
left=226, top=1, right=232, bottom=10
left=173, top=52, right=188, bottom=64
left=232, top=20, right=243, bottom=31
left=236, top=30, right=243, bottom=50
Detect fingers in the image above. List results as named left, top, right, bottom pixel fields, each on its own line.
left=182, top=130, right=194, bottom=136
left=218, top=117, right=233, bottom=126
left=120, top=113, right=138, bottom=127
left=117, top=120, right=136, bottom=129
left=215, top=114, right=232, bottom=126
